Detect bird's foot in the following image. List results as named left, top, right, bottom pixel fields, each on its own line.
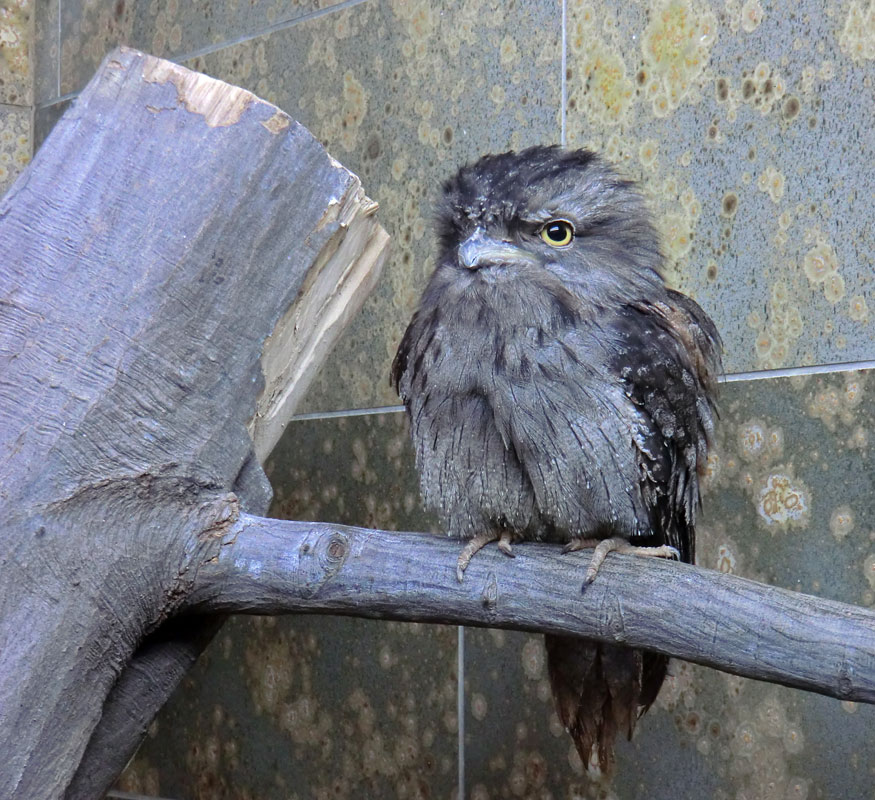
left=497, top=531, right=515, bottom=558
left=457, top=529, right=514, bottom=582
left=563, top=536, right=679, bottom=586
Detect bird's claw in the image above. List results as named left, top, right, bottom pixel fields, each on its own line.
left=456, top=530, right=514, bottom=582
left=560, top=537, right=682, bottom=586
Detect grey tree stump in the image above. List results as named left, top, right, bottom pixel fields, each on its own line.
left=0, top=48, right=387, bottom=800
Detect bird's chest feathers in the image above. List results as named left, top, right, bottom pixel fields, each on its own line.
left=434, top=277, right=594, bottom=389
left=439, top=306, right=547, bottom=391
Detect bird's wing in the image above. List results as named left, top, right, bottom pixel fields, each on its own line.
left=607, top=295, right=721, bottom=561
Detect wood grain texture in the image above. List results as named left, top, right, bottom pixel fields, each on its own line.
left=0, top=47, right=386, bottom=799
left=187, top=514, right=875, bottom=705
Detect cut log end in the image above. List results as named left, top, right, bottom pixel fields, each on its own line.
left=248, top=178, right=389, bottom=464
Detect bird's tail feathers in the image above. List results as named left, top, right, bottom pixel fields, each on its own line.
left=545, top=634, right=667, bottom=775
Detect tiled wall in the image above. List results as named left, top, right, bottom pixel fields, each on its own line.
left=21, top=0, right=875, bottom=798
left=0, top=1, right=33, bottom=194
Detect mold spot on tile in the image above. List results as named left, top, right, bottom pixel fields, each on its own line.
left=521, top=637, right=545, bottom=680
left=716, top=543, right=737, bottom=573
left=660, top=211, right=693, bottom=263
left=802, top=239, right=839, bottom=284
left=364, top=133, right=382, bottom=161
left=757, top=165, right=785, bottom=203
left=823, top=272, right=846, bottom=304
left=574, top=40, right=635, bottom=124
left=738, top=419, right=768, bottom=461
left=721, top=191, right=739, bottom=217
left=471, top=692, right=488, bottom=721
left=782, top=95, right=801, bottom=120
left=641, top=0, right=718, bottom=116
left=783, top=725, right=805, bottom=754
left=843, top=371, right=867, bottom=408
left=339, top=70, right=368, bottom=151
left=864, top=552, right=875, bottom=589
left=829, top=505, right=855, bottom=541
left=756, top=472, right=810, bottom=528
left=839, top=2, right=875, bottom=62
left=740, top=0, right=764, bottom=32
left=766, top=426, right=785, bottom=459
left=639, top=138, right=660, bottom=169
left=848, top=294, right=870, bottom=323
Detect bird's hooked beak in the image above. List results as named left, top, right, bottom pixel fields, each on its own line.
left=458, top=228, right=531, bottom=270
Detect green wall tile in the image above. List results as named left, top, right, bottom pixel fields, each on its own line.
left=120, top=615, right=459, bottom=800
left=0, top=103, right=31, bottom=194
left=0, top=0, right=32, bottom=106
left=565, top=0, right=875, bottom=374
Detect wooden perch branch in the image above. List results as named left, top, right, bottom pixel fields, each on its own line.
left=187, top=515, right=875, bottom=705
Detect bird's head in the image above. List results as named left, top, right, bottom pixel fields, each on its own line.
left=434, top=145, right=665, bottom=310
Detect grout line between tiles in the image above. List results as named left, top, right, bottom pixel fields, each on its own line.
left=719, top=359, right=875, bottom=383
left=457, top=625, right=465, bottom=800
left=37, top=90, right=78, bottom=110
left=560, top=0, right=567, bottom=147
left=57, top=0, right=62, bottom=100
left=290, top=405, right=405, bottom=422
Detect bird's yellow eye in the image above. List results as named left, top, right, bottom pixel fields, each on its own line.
left=540, top=219, right=574, bottom=247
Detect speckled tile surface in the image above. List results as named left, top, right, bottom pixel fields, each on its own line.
left=119, top=412, right=457, bottom=800
left=0, top=103, right=31, bottom=194
left=0, top=0, right=33, bottom=106
left=120, top=615, right=459, bottom=800
left=185, top=0, right=875, bottom=414
left=464, top=367, right=875, bottom=799
left=699, top=369, right=874, bottom=605
left=565, top=0, right=875, bottom=375
left=264, top=410, right=438, bottom=538
left=56, top=0, right=352, bottom=101
left=188, top=0, right=563, bottom=414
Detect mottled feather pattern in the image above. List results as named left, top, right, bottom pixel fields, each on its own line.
left=392, top=145, right=721, bottom=773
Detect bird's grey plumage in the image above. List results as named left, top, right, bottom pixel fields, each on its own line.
left=392, top=145, right=721, bottom=772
